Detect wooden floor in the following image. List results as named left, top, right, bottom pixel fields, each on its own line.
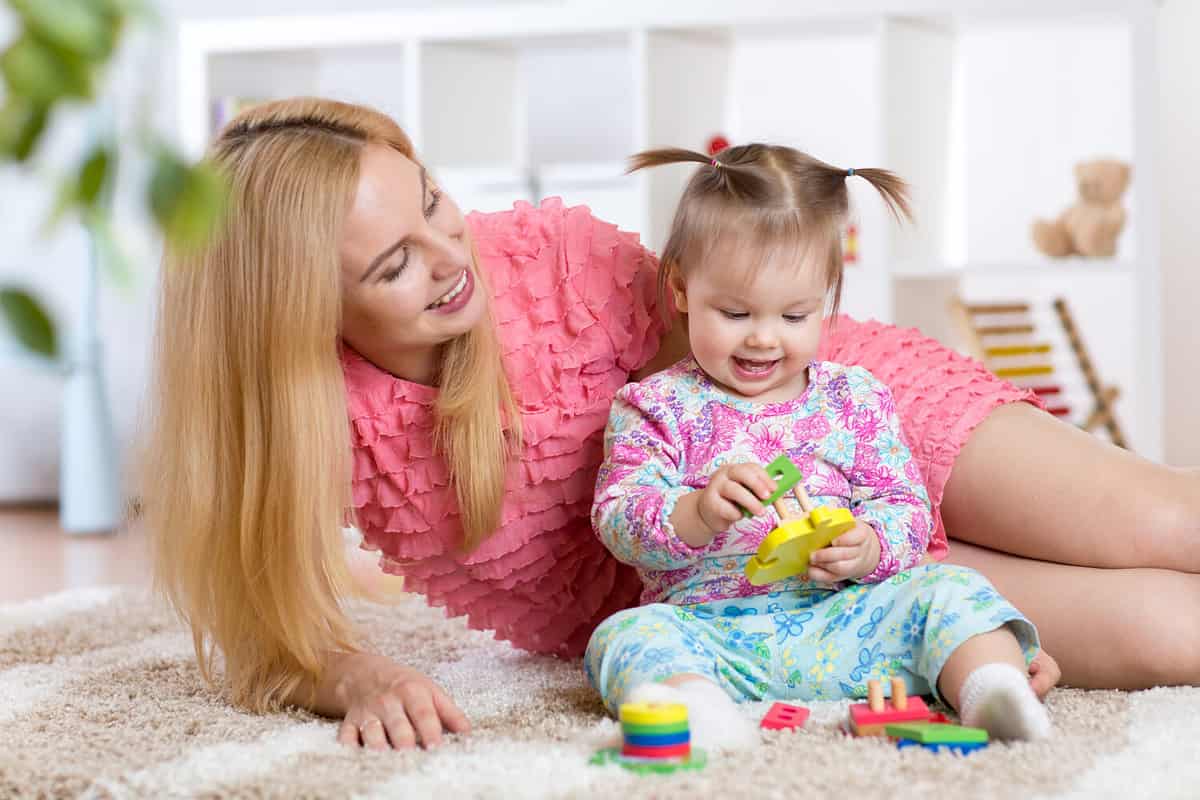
left=0, top=505, right=405, bottom=606
left=0, top=505, right=151, bottom=604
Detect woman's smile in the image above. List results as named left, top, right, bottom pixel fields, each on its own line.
left=426, top=269, right=473, bottom=313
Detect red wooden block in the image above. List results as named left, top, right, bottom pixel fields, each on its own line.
left=621, top=741, right=691, bottom=759
left=761, top=702, right=810, bottom=731
left=848, top=695, right=932, bottom=736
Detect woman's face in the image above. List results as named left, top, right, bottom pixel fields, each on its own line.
left=339, top=144, right=484, bottom=382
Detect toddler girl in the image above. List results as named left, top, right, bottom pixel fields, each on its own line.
left=587, top=144, right=1052, bottom=750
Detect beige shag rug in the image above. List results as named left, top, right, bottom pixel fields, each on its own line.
left=1, top=586, right=1196, bottom=799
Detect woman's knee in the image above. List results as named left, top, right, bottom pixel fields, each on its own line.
left=1106, top=585, right=1200, bottom=686
left=1133, top=466, right=1200, bottom=571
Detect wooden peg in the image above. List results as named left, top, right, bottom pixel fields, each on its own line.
left=867, top=679, right=884, bottom=713
left=791, top=484, right=815, bottom=515
left=772, top=498, right=792, bottom=520
left=890, top=677, right=907, bottom=711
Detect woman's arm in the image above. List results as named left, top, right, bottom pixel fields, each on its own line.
left=289, top=651, right=469, bottom=750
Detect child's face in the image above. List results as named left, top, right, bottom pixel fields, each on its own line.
left=670, top=246, right=827, bottom=402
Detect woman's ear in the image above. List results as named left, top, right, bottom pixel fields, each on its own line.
left=666, top=263, right=689, bottom=313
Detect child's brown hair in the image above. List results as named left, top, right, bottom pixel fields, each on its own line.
left=628, top=143, right=912, bottom=319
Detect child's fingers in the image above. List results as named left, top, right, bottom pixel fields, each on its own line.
left=803, top=564, right=840, bottom=584
left=728, top=464, right=777, bottom=501
left=831, top=528, right=868, bottom=548
left=817, top=556, right=859, bottom=577
left=809, top=545, right=861, bottom=565
left=722, top=481, right=767, bottom=517
left=704, top=495, right=743, bottom=527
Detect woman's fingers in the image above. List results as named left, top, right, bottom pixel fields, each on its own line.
left=432, top=684, right=471, bottom=734
left=337, top=717, right=361, bottom=746
left=359, top=717, right=390, bottom=751
left=400, top=684, right=444, bottom=748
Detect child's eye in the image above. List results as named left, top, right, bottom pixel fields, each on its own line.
left=720, top=310, right=749, bottom=320
left=783, top=313, right=810, bottom=324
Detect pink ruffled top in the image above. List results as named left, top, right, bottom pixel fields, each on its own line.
left=818, top=317, right=1043, bottom=560
left=342, top=199, right=664, bottom=657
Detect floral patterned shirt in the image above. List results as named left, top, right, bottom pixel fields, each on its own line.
left=592, top=357, right=933, bottom=605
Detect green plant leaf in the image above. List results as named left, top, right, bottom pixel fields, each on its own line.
left=8, top=0, right=120, bottom=61
left=0, top=97, right=49, bottom=161
left=0, top=288, right=58, bottom=359
left=44, top=145, right=114, bottom=234
left=1, top=33, right=95, bottom=103
left=76, top=146, right=112, bottom=208
left=85, top=209, right=135, bottom=289
left=150, top=152, right=227, bottom=251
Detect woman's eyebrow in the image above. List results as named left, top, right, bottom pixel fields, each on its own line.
left=360, top=165, right=429, bottom=283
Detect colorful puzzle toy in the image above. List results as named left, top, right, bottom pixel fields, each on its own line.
left=847, top=677, right=934, bottom=736
left=744, top=455, right=857, bottom=586
left=886, top=719, right=989, bottom=754
left=590, top=701, right=707, bottom=775
left=760, top=702, right=810, bottom=731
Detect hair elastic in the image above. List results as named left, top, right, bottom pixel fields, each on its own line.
left=846, top=167, right=855, bottom=177
left=711, top=159, right=722, bottom=168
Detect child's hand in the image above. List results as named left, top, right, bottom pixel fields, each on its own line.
left=696, top=462, right=776, bottom=534
left=805, top=519, right=881, bottom=583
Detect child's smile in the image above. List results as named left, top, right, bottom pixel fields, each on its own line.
left=670, top=246, right=828, bottom=404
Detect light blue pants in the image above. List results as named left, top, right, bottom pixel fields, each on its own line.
left=585, top=564, right=1038, bottom=713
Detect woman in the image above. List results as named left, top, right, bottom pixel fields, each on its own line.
left=143, top=98, right=1200, bottom=752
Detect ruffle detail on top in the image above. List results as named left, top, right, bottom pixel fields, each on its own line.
left=342, top=199, right=664, bottom=656
left=818, top=316, right=1045, bottom=560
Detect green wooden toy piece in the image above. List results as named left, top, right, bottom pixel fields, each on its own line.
left=884, top=722, right=989, bottom=744
left=742, top=454, right=802, bottom=518
left=589, top=747, right=708, bottom=774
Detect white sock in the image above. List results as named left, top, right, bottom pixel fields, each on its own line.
left=625, top=680, right=759, bottom=752
left=958, top=662, right=1052, bottom=741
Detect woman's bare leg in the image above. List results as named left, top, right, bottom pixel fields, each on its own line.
left=944, top=541, right=1200, bottom=688
left=942, top=403, right=1200, bottom=571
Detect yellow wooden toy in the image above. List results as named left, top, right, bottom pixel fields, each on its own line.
left=744, top=457, right=856, bottom=586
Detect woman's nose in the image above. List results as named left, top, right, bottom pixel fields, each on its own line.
left=426, top=228, right=469, bottom=279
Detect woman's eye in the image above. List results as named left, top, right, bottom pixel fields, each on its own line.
left=381, top=248, right=409, bottom=282
left=720, top=310, right=749, bottom=320
left=425, top=188, right=442, bottom=218
left=783, top=314, right=810, bottom=324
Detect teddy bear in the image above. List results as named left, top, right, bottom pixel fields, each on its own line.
left=1031, top=158, right=1131, bottom=258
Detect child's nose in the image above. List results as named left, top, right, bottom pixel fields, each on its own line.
left=746, top=327, right=779, bottom=349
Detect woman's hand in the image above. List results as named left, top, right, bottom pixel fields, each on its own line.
left=331, top=653, right=469, bottom=750
left=1027, top=649, right=1061, bottom=700
left=805, top=520, right=881, bottom=583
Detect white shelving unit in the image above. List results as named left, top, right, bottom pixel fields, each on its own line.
left=176, top=0, right=1162, bottom=459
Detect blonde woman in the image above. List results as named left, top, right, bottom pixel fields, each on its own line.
left=143, top=98, right=1200, bottom=751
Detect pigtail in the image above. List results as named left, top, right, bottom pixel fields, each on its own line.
left=846, top=167, right=913, bottom=224
left=629, top=141, right=912, bottom=328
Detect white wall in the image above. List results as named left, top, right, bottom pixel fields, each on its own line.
left=1, top=1, right=1196, bottom=504
left=1159, top=0, right=1200, bottom=467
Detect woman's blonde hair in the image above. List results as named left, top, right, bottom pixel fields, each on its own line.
left=142, top=98, right=518, bottom=712
left=628, top=144, right=911, bottom=319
